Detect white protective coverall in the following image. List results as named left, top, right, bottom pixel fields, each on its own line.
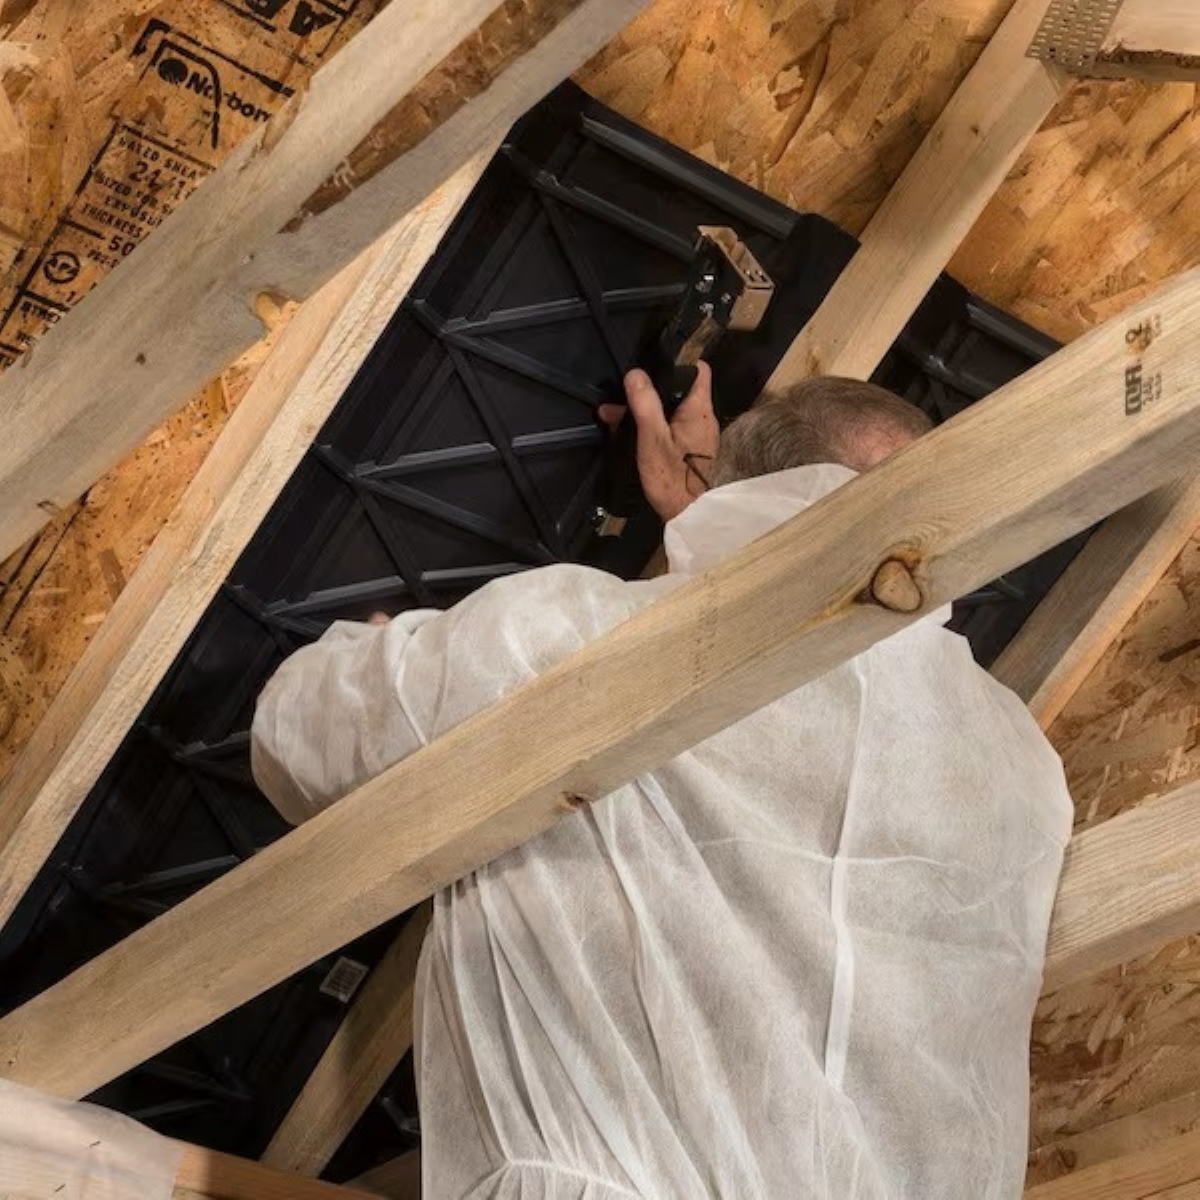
left=252, top=463, right=1074, bottom=1200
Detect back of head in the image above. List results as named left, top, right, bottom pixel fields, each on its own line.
left=711, top=377, right=932, bottom=486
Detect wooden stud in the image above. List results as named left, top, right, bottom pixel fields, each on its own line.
left=763, top=0, right=1063, bottom=389
left=1043, top=780, right=1200, bottom=994
left=351, top=1151, right=422, bottom=1199
left=173, top=1143, right=375, bottom=1200
left=1025, top=1124, right=1200, bottom=1198
left=991, top=477, right=1200, bottom=729
left=1028, top=1088, right=1200, bottom=1190
left=0, top=155, right=492, bottom=934
left=0, top=0, right=650, bottom=563
left=3, top=267, right=1200, bottom=1098
left=263, top=906, right=432, bottom=1176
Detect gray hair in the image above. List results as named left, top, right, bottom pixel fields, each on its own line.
left=710, top=376, right=932, bottom=486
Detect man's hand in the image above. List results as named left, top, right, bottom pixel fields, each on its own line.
left=597, top=362, right=719, bottom=523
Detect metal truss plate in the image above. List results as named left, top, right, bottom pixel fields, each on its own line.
left=1028, top=0, right=1123, bottom=73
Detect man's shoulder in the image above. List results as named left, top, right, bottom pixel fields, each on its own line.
left=449, top=561, right=674, bottom=662
left=470, top=561, right=644, bottom=616
left=401, top=563, right=674, bottom=735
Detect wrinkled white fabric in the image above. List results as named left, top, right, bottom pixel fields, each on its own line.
left=0, top=1078, right=181, bottom=1198
left=252, top=463, right=1073, bottom=1200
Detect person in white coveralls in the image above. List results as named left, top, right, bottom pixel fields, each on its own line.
left=252, top=364, right=1073, bottom=1200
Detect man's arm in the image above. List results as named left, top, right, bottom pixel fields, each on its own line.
left=251, top=612, right=439, bottom=825
left=251, top=565, right=654, bottom=826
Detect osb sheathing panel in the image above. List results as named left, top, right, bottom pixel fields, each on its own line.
left=1, top=0, right=1200, bottom=1172
left=951, top=77, right=1200, bottom=342
left=0, top=0, right=381, bottom=772
left=0, top=0, right=383, bottom=352
left=1028, top=534, right=1200, bottom=1186
left=577, top=0, right=1010, bottom=235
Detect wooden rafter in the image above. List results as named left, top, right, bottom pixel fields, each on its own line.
left=173, top=1143, right=376, bottom=1199
left=1025, top=1123, right=1200, bottom=1198
left=263, top=905, right=431, bottom=1176
left=0, top=154, right=492, bottom=933
left=991, top=478, right=1200, bottom=729
left=2, top=265, right=1200, bottom=1099
left=1043, top=779, right=1200, bottom=992
left=763, top=0, right=1062, bottom=388
left=0, top=0, right=649, bottom=563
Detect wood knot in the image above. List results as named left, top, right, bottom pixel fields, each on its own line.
left=869, top=558, right=923, bottom=614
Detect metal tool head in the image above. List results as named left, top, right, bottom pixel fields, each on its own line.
left=662, top=226, right=776, bottom=369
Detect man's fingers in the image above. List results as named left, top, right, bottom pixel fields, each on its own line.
left=596, top=403, right=626, bottom=434
left=623, top=369, right=670, bottom=433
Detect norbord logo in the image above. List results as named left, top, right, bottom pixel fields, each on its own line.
left=156, top=56, right=272, bottom=124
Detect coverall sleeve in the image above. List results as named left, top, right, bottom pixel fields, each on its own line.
left=250, top=611, right=442, bottom=826
left=251, top=565, right=650, bottom=827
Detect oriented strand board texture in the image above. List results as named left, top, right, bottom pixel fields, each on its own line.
left=951, top=77, right=1200, bottom=342
left=579, top=0, right=1011, bottom=236
left=0, top=0, right=379, bottom=777
left=1028, top=535, right=1200, bottom=1186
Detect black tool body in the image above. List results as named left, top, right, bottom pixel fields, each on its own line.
left=594, top=227, right=775, bottom=558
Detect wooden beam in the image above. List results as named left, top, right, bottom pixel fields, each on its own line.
left=174, top=1143, right=375, bottom=1200
left=1025, top=1125, right=1200, bottom=1199
left=3, top=267, right=1200, bottom=1098
left=763, top=0, right=1062, bottom=388
left=1028, top=1088, right=1200, bottom=1190
left=0, top=155, right=491, bottom=934
left=351, top=1151, right=421, bottom=1199
left=0, top=0, right=649, bottom=563
left=1043, top=780, right=1200, bottom=993
left=262, top=906, right=432, bottom=1176
left=991, top=477, right=1200, bottom=729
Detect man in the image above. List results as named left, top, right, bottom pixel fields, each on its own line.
left=252, top=367, right=1073, bottom=1199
